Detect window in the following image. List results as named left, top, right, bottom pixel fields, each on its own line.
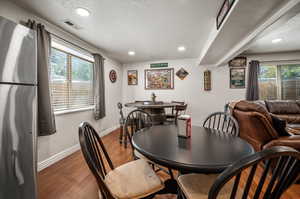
left=259, top=65, right=277, bottom=100
left=259, top=64, right=300, bottom=100
left=50, top=47, right=94, bottom=112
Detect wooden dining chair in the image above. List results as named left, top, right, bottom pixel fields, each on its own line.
left=79, top=122, right=165, bottom=199
left=166, top=101, right=188, bottom=124
left=177, top=146, right=300, bottom=199
left=203, top=112, right=239, bottom=136
left=125, top=109, right=175, bottom=179
left=124, top=109, right=153, bottom=149
left=117, top=102, right=125, bottom=144
left=125, top=109, right=159, bottom=163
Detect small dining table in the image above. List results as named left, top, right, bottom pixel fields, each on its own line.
left=125, top=101, right=179, bottom=124
left=132, top=125, right=254, bottom=173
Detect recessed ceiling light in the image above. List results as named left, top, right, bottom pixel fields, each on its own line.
left=128, top=51, right=135, bottom=56
left=75, top=8, right=90, bottom=17
left=177, top=46, right=186, bottom=52
left=272, top=38, right=282, bottom=44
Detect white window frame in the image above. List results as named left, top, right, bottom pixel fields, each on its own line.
left=50, top=42, right=95, bottom=115
left=259, top=63, right=300, bottom=100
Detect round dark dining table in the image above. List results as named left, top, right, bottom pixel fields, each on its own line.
left=132, top=125, right=255, bottom=173
left=125, top=101, right=180, bottom=124
left=125, top=101, right=179, bottom=109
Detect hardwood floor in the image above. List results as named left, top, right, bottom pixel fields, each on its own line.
left=38, top=128, right=300, bottom=199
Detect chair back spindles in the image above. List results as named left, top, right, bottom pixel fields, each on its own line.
left=242, top=163, right=258, bottom=198
left=79, top=122, right=115, bottom=199
left=125, top=110, right=153, bottom=148
left=208, top=146, right=300, bottom=199
left=253, top=160, right=271, bottom=198
left=203, top=112, right=239, bottom=136
left=230, top=173, right=241, bottom=199
left=171, top=101, right=184, bottom=115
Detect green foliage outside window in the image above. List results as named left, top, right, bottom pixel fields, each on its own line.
left=280, top=65, right=300, bottom=80
left=72, top=56, right=93, bottom=82
left=50, top=48, right=67, bottom=81
left=259, top=65, right=276, bottom=79
left=259, top=64, right=300, bottom=100
left=49, top=47, right=94, bottom=111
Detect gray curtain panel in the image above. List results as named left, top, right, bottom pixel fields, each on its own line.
left=93, top=54, right=106, bottom=120
left=26, top=20, right=56, bottom=136
left=246, top=60, right=260, bottom=101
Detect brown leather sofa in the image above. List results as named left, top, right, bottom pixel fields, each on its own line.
left=250, top=100, right=300, bottom=125
left=232, top=100, right=300, bottom=152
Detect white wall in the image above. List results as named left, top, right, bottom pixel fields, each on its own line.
left=122, top=59, right=247, bottom=126
left=0, top=1, right=123, bottom=166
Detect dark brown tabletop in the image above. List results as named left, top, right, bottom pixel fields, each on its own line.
left=125, top=102, right=179, bottom=109
left=132, top=125, right=255, bottom=173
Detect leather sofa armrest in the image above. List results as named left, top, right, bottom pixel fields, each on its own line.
left=263, top=135, right=300, bottom=151
left=251, top=112, right=279, bottom=139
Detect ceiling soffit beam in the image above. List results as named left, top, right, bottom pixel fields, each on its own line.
left=198, top=0, right=300, bottom=67
left=216, top=0, right=300, bottom=66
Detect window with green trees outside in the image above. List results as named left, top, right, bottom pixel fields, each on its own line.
left=259, top=64, right=300, bottom=100
left=50, top=48, right=94, bottom=112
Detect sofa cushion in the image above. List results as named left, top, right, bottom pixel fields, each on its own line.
left=274, top=114, right=300, bottom=124
left=252, top=100, right=268, bottom=111
left=265, top=101, right=300, bottom=114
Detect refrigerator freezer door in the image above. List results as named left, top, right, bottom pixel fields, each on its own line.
left=0, top=84, right=37, bottom=199
left=0, top=16, right=37, bottom=85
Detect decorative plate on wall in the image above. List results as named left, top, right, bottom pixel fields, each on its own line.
left=109, top=69, right=117, bottom=83
left=176, top=68, right=189, bottom=80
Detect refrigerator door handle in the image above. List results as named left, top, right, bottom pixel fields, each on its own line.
left=12, top=150, right=25, bottom=186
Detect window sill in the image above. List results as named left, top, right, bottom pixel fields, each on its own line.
left=54, top=106, right=94, bottom=116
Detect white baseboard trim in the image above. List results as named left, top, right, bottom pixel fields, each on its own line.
left=38, top=125, right=119, bottom=171
left=38, top=144, right=80, bottom=171
left=99, top=125, right=119, bottom=137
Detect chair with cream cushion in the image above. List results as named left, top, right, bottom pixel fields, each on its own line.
left=79, top=122, right=164, bottom=199
left=178, top=173, right=237, bottom=199
left=178, top=146, right=300, bottom=199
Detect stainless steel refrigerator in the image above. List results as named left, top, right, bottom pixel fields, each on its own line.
left=0, top=16, right=38, bottom=199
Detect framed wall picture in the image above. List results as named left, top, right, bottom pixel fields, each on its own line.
left=216, top=0, right=230, bottom=29
left=228, top=0, right=235, bottom=6
left=216, top=0, right=235, bottom=29
left=204, top=70, right=211, bottom=91
left=176, top=68, right=189, bottom=80
left=229, top=57, right=247, bottom=67
left=127, top=70, right=138, bottom=85
left=145, top=68, right=174, bottom=90
left=230, top=68, right=245, bottom=89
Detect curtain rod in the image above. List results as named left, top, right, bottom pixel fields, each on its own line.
left=50, top=32, right=94, bottom=55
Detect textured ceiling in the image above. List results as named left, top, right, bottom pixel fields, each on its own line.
left=245, top=12, right=300, bottom=54
left=13, top=0, right=223, bottom=63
